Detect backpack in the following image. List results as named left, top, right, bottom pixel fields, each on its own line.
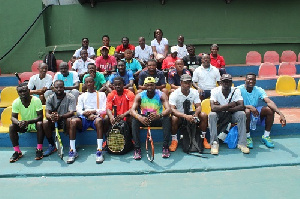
left=43, top=53, right=57, bottom=72
left=224, top=125, right=238, bottom=149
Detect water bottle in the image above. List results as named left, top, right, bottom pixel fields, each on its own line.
left=250, top=114, right=259, bottom=131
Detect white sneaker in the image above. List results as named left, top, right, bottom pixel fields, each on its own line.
left=96, top=150, right=104, bottom=164
left=210, top=141, right=219, bottom=155
left=218, top=132, right=227, bottom=141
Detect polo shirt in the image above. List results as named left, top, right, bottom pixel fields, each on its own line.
left=122, top=58, right=142, bottom=74
left=183, top=55, right=202, bottom=70
left=161, top=56, right=180, bottom=69
left=108, top=71, right=134, bottom=85
left=95, top=56, right=117, bottom=72
left=46, top=93, right=76, bottom=116
left=169, top=87, right=201, bottom=113
left=135, top=45, right=153, bottom=62
left=138, top=69, right=166, bottom=86
left=73, top=46, right=95, bottom=58
left=72, top=58, right=95, bottom=75
left=53, top=71, right=79, bottom=87
left=237, top=84, right=267, bottom=107
left=210, top=86, right=243, bottom=105
left=28, top=74, right=53, bottom=90
left=210, top=53, right=225, bottom=69
left=83, top=72, right=106, bottom=90
left=106, top=89, right=135, bottom=115
left=176, top=45, right=188, bottom=59
left=96, top=46, right=116, bottom=57
left=168, top=69, right=191, bottom=86
left=115, top=44, right=135, bottom=53
left=76, top=91, right=106, bottom=115
left=151, top=38, right=168, bottom=55
left=192, top=65, right=220, bottom=90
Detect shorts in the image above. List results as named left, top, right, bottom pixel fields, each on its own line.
left=78, top=115, right=102, bottom=132
left=250, top=106, right=266, bottom=126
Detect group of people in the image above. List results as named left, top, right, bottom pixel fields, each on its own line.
left=8, top=30, right=287, bottom=164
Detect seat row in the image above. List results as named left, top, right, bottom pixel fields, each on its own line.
left=258, top=62, right=298, bottom=78
left=246, top=50, right=299, bottom=65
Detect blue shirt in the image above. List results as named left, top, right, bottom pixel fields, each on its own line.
left=122, top=58, right=142, bottom=74
left=168, top=69, right=191, bottom=86
left=238, top=84, right=267, bottom=107
left=138, top=69, right=166, bottom=86
left=109, top=71, right=134, bottom=85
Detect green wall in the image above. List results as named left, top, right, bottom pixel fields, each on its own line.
left=1, top=0, right=300, bottom=73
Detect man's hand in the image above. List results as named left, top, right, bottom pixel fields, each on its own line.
left=248, top=106, right=259, bottom=116
left=139, top=115, right=150, bottom=126
left=115, top=114, right=125, bottom=123
left=185, top=115, right=195, bottom=123
left=18, top=121, right=28, bottom=129
left=279, top=113, right=286, bottom=127
left=87, top=114, right=97, bottom=121
left=228, top=101, right=236, bottom=108
left=50, top=112, right=59, bottom=122
left=149, top=112, right=160, bottom=121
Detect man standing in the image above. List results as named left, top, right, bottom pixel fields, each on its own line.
left=169, top=74, right=210, bottom=152
left=237, top=73, right=286, bottom=148
left=209, top=74, right=249, bottom=155
left=72, top=49, right=95, bottom=81
left=9, top=83, right=44, bottom=162
left=130, top=77, right=172, bottom=160
left=43, top=80, right=76, bottom=157
left=135, top=37, right=153, bottom=67
left=168, top=59, right=191, bottom=93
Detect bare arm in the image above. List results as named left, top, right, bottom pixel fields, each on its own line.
left=264, top=97, right=286, bottom=126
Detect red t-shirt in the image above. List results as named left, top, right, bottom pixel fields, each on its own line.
left=95, top=56, right=117, bottom=72
left=106, top=89, right=135, bottom=115
left=161, top=56, right=180, bottom=69
left=210, top=53, right=225, bottom=69
left=115, top=44, right=135, bottom=53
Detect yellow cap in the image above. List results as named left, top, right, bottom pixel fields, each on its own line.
left=144, top=76, right=156, bottom=85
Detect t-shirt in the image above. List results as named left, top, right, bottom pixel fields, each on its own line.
left=122, top=58, right=142, bottom=74
left=176, top=45, right=188, bottom=59
left=73, top=46, right=95, bottom=58
left=210, top=86, right=243, bottom=105
left=72, top=58, right=95, bottom=75
left=237, top=84, right=267, bottom=107
left=192, top=65, right=220, bottom=90
left=76, top=91, right=106, bottom=116
left=46, top=93, right=76, bottom=116
left=108, top=71, right=134, bottom=85
left=106, top=89, right=135, bottom=115
left=210, top=54, right=225, bottom=69
left=138, top=69, right=166, bottom=86
left=183, top=55, right=202, bottom=70
left=135, top=45, right=153, bottom=62
left=115, top=44, right=135, bottom=53
left=53, top=71, right=79, bottom=87
left=168, top=69, right=191, bottom=86
left=83, top=72, right=106, bottom=90
left=161, top=56, right=180, bottom=69
left=140, top=90, right=163, bottom=115
left=12, top=96, right=43, bottom=131
left=151, top=38, right=168, bottom=55
left=95, top=56, right=117, bottom=72
left=169, top=87, right=201, bottom=113
left=28, top=74, right=53, bottom=90
left=96, top=46, right=116, bottom=57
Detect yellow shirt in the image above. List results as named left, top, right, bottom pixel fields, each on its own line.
left=96, top=46, right=116, bottom=57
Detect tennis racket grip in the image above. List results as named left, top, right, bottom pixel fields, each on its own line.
left=113, top=105, right=117, bottom=117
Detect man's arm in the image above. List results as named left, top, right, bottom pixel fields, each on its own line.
left=264, top=97, right=286, bottom=126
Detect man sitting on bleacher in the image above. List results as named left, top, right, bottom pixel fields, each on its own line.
left=9, top=83, right=44, bottom=162
left=72, top=49, right=95, bottom=82
left=237, top=73, right=286, bottom=148
left=168, top=59, right=191, bottom=93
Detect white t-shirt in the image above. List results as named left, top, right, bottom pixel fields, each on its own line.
left=72, top=58, right=95, bottom=75
left=76, top=91, right=106, bottom=115
left=151, top=38, right=168, bottom=55
left=210, top=86, right=243, bottom=105
left=169, top=87, right=201, bottom=113
left=73, top=46, right=95, bottom=58
left=192, top=65, right=221, bottom=90
left=176, top=45, right=188, bottom=59
left=135, top=44, right=153, bottom=62
left=28, top=74, right=53, bottom=90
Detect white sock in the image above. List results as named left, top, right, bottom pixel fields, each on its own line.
left=247, top=132, right=251, bottom=138
left=70, top=140, right=76, bottom=152
left=264, top=131, right=270, bottom=138
left=202, top=131, right=206, bottom=136
left=97, top=139, right=103, bottom=150
left=171, top=135, right=178, bottom=141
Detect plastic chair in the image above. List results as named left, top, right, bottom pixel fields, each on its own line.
left=201, top=98, right=211, bottom=115
left=31, top=60, right=43, bottom=73
left=281, top=50, right=297, bottom=63
left=264, top=51, right=279, bottom=65
left=18, top=72, right=35, bottom=83
left=258, top=62, right=277, bottom=78
left=275, top=75, right=300, bottom=96
left=278, top=62, right=296, bottom=76
left=0, top=106, right=13, bottom=132
left=297, top=80, right=300, bottom=92
left=0, top=87, right=19, bottom=108
left=246, top=51, right=261, bottom=65
left=56, top=60, right=64, bottom=71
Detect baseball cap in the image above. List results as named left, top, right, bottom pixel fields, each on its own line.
left=171, top=46, right=178, bottom=53
left=101, top=46, right=109, bottom=50
left=144, top=76, right=156, bottom=85
left=180, top=74, right=192, bottom=81
left=221, top=74, right=232, bottom=81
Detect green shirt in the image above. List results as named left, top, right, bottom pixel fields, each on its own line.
left=12, top=96, right=43, bottom=131
left=83, top=72, right=106, bottom=90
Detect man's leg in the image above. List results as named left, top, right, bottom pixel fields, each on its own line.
left=152, top=116, right=171, bottom=158
left=244, top=108, right=253, bottom=148
left=208, top=112, right=219, bottom=155
left=197, top=112, right=210, bottom=149
left=35, top=121, right=44, bottom=160
left=131, top=117, right=143, bottom=160
left=42, top=119, right=57, bottom=156
left=260, top=106, right=275, bottom=148
left=231, top=111, right=249, bottom=154
left=94, top=117, right=104, bottom=164
left=67, top=117, right=81, bottom=164
left=9, top=124, right=23, bottom=163
left=170, top=115, right=180, bottom=151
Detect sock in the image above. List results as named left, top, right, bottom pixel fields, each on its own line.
left=70, top=140, right=76, bottom=152
left=13, top=146, right=21, bottom=153
left=47, top=136, right=55, bottom=147
left=37, top=144, right=43, bottom=150
left=97, top=139, right=103, bottom=150
left=247, top=132, right=251, bottom=138
left=264, top=131, right=270, bottom=138
left=202, top=131, right=206, bottom=136
left=171, top=135, right=177, bottom=141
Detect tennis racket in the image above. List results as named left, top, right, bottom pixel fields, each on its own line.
left=54, top=122, right=64, bottom=159
left=107, top=105, right=125, bottom=153
left=146, top=112, right=154, bottom=162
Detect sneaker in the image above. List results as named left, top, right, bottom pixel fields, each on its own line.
left=43, top=144, right=57, bottom=157
left=35, top=149, right=43, bottom=160
left=210, top=141, right=219, bottom=155
left=96, top=150, right=104, bottom=164
left=133, top=148, right=142, bottom=160
left=169, top=140, right=178, bottom=152
left=218, top=132, right=227, bottom=141
left=67, top=150, right=78, bottom=164
left=261, top=136, right=274, bottom=148
left=162, top=147, right=170, bottom=158
left=247, top=137, right=253, bottom=149
left=9, top=151, right=23, bottom=163
left=203, top=137, right=211, bottom=149
left=238, top=144, right=250, bottom=154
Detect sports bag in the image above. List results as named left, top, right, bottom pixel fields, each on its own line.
left=43, top=46, right=57, bottom=72
left=224, top=125, right=238, bottom=149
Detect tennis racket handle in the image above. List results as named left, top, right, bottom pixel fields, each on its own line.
left=113, top=105, right=117, bottom=117
left=147, top=112, right=150, bottom=116
left=55, top=122, right=58, bottom=128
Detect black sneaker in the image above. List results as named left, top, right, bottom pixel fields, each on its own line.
left=35, top=149, right=43, bottom=160
left=10, top=151, right=23, bottom=163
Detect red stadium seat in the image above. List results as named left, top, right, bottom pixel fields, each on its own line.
left=278, top=62, right=296, bottom=76
left=19, top=72, right=35, bottom=83
left=56, top=59, right=64, bottom=71
left=258, top=62, right=277, bottom=78
left=31, top=60, right=43, bottom=72
left=281, top=50, right=297, bottom=63
left=264, top=51, right=279, bottom=65
left=67, top=61, right=73, bottom=70
left=246, top=51, right=261, bottom=65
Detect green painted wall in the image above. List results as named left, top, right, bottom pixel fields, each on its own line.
left=1, top=0, right=300, bottom=73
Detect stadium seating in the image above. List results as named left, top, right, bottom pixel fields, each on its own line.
left=264, top=51, right=279, bottom=65
left=201, top=99, right=211, bottom=115
left=56, top=59, right=64, bottom=71
left=258, top=62, right=277, bottom=78
left=278, top=62, right=296, bottom=76
left=275, top=75, right=300, bottom=96
left=0, top=87, right=18, bottom=108
left=18, top=72, right=35, bottom=83
left=281, top=50, right=297, bottom=63
left=31, top=60, right=43, bottom=73
left=0, top=106, right=14, bottom=133
left=246, top=51, right=261, bottom=65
